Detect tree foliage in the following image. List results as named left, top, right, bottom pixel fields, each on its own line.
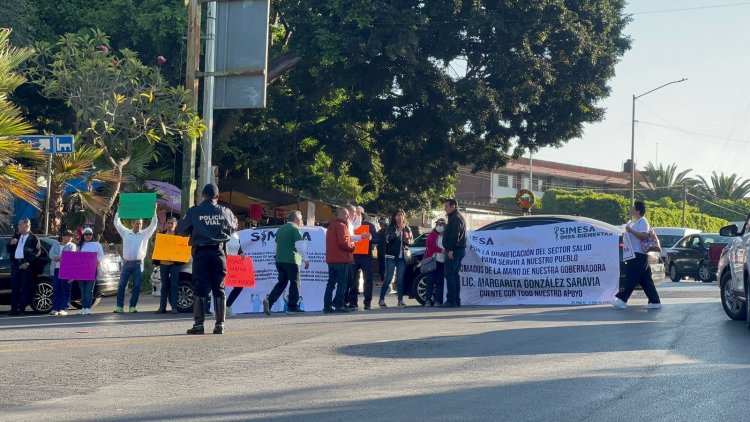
left=638, top=161, right=697, bottom=202
left=28, top=30, right=204, bottom=236
left=696, top=171, right=750, bottom=201
left=0, top=28, right=44, bottom=214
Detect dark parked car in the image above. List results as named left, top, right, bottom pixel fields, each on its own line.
left=663, top=234, right=731, bottom=282
left=403, top=215, right=665, bottom=304
left=0, top=236, right=120, bottom=313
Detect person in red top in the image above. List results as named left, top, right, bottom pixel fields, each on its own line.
left=423, top=218, right=447, bottom=307
left=324, top=207, right=355, bottom=313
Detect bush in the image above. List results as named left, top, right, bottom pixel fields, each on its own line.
left=540, top=189, right=729, bottom=231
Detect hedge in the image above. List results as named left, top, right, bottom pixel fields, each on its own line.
left=538, top=189, right=729, bottom=231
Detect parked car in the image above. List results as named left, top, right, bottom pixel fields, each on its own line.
left=653, top=227, right=701, bottom=259
left=0, top=236, right=120, bottom=313
left=716, top=222, right=750, bottom=326
left=663, top=234, right=731, bottom=282
left=403, top=215, right=665, bottom=305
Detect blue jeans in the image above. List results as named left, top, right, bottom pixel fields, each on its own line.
left=379, top=258, right=407, bottom=302
left=117, top=261, right=143, bottom=308
left=80, top=281, right=95, bottom=309
left=159, top=264, right=181, bottom=310
left=324, top=264, right=349, bottom=310
left=424, top=261, right=445, bottom=305
left=51, top=268, right=72, bottom=312
left=444, top=248, right=466, bottom=305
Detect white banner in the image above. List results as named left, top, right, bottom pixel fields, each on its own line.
left=460, top=222, right=620, bottom=305
left=231, top=226, right=329, bottom=313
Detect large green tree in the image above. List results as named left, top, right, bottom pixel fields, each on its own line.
left=19, top=0, right=631, bottom=214
left=697, top=172, right=750, bottom=201
left=638, top=162, right=697, bottom=202
left=215, top=0, right=631, bottom=211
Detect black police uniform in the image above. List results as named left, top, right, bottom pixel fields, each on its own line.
left=177, top=197, right=237, bottom=334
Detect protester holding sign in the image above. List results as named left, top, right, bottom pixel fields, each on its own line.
left=177, top=184, right=238, bottom=335
left=378, top=209, right=413, bottom=308
left=49, top=229, right=77, bottom=316
left=77, top=228, right=105, bottom=315
left=263, top=210, right=309, bottom=316
left=348, top=207, right=378, bottom=310
left=441, top=199, right=467, bottom=308
left=155, top=218, right=181, bottom=314
left=324, top=207, right=355, bottom=313
left=113, top=203, right=158, bottom=314
left=611, top=201, right=662, bottom=310
left=423, top=218, right=446, bottom=307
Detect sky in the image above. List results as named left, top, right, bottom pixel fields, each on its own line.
left=533, top=0, right=750, bottom=181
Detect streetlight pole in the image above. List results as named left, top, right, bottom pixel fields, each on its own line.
left=629, top=78, right=688, bottom=207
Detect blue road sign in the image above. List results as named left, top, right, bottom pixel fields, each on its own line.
left=55, top=135, right=75, bottom=154
left=19, top=135, right=54, bottom=153
left=18, top=135, right=75, bottom=154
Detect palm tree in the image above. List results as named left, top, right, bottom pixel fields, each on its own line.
left=697, top=172, right=750, bottom=200
left=638, top=162, right=697, bottom=201
left=0, top=28, right=44, bottom=214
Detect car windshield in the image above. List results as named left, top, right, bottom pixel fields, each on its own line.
left=411, top=234, right=427, bottom=248
left=658, top=235, right=685, bottom=248
left=702, top=235, right=732, bottom=247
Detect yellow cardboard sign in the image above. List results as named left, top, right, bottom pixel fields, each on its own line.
left=152, top=233, right=192, bottom=263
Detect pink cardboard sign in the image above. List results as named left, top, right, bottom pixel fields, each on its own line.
left=59, top=251, right=98, bottom=281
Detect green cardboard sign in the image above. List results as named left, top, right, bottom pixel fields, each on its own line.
left=119, top=193, right=157, bottom=219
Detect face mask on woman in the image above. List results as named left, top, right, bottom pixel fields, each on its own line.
left=435, top=225, right=445, bottom=233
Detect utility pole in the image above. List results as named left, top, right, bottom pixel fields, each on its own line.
left=682, top=185, right=688, bottom=227
left=199, top=1, right=217, bottom=189
left=181, top=0, right=201, bottom=215
left=529, top=150, right=533, bottom=192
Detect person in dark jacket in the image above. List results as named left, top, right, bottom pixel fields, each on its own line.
left=376, top=217, right=387, bottom=284
left=378, top=209, right=413, bottom=308
left=176, top=184, right=238, bottom=335
left=6, top=219, right=41, bottom=315
left=440, top=199, right=466, bottom=308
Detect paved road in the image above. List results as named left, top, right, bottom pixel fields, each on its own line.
left=1, top=280, right=748, bottom=421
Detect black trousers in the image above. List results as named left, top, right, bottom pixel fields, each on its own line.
left=10, top=262, right=30, bottom=312
left=226, top=287, right=243, bottom=307
left=192, top=246, right=226, bottom=300
left=268, top=262, right=301, bottom=310
left=348, top=255, right=373, bottom=306
left=616, top=253, right=661, bottom=304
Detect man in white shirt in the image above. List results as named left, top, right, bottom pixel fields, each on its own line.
left=113, top=205, right=158, bottom=313
left=6, top=219, right=40, bottom=315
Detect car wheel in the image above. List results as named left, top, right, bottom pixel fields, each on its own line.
left=412, top=274, right=428, bottom=305
left=698, top=262, right=713, bottom=283
left=176, top=282, right=194, bottom=313
left=669, top=264, right=682, bottom=282
left=720, top=271, right=746, bottom=321
left=29, top=279, right=54, bottom=313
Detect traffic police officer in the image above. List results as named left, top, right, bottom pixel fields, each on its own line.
left=176, top=184, right=237, bottom=334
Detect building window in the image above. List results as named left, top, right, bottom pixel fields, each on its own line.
left=497, top=173, right=513, bottom=188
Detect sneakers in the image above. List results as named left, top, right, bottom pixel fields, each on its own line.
left=58, top=310, right=68, bottom=316
left=227, top=306, right=235, bottom=317
left=378, top=300, right=387, bottom=309
left=79, top=308, right=90, bottom=315
left=154, top=308, right=167, bottom=314
left=645, top=303, right=662, bottom=309
left=263, top=297, right=271, bottom=316
left=129, top=307, right=138, bottom=313
left=286, top=308, right=305, bottom=314
left=113, top=307, right=123, bottom=314
left=49, top=310, right=59, bottom=316
left=397, top=301, right=407, bottom=308
left=610, top=298, right=627, bottom=309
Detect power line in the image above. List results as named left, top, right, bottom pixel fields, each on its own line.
left=631, top=1, right=750, bottom=15
left=638, top=121, right=750, bottom=144
left=687, top=192, right=748, bottom=218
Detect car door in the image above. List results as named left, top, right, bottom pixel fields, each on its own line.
left=0, top=237, right=12, bottom=300
left=684, top=236, right=705, bottom=275
left=670, top=236, right=690, bottom=272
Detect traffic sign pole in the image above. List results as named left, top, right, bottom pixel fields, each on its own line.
left=44, top=154, right=52, bottom=235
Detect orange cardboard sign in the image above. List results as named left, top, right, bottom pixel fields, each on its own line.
left=152, top=233, right=192, bottom=263
left=353, top=225, right=370, bottom=255
left=225, top=255, right=256, bottom=288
